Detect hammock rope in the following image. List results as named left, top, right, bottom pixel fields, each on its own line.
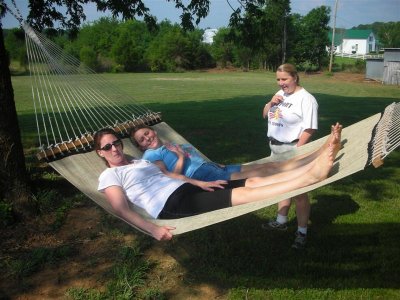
left=15, top=19, right=162, bottom=161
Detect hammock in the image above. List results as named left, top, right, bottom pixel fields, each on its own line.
left=49, top=107, right=400, bottom=235
left=8, top=7, right=400, bottom=236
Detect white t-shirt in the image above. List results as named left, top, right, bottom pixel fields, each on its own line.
left=267, top=88, right=318, bottom=143
left=98, top=160, right=185, bottom=218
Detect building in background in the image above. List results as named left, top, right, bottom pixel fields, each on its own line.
left=329, top=29, right=379, bottom=55
left=202, top=28, right=218, bottom=44
left=366, top=48, right=400, bottom=85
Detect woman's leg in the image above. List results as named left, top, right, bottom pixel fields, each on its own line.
left=230, top=128, right=341, bottom=206
left=231, top=123, right=342, bottom=180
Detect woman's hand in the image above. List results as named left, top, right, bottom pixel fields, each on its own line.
left=269, top=94, right=284, bottom=106
left=151, top=225, right=175, bottom=241
left=263, top=94, right=283, bottom=118
left=196, top=180, right=227, bottom=191
left=165, top=143, right=186, bottom=157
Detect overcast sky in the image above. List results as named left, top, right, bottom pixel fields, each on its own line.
left=2, top=0, right=399, bottom=29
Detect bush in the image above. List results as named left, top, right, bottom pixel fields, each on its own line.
left=0, top=201, right=14, bottom=227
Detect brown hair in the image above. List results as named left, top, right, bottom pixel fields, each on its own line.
left=129, top=124, right=154, bottom=147
left=93, top=128, right=122, bottom=166
left=276, top=63, right=300, bottom=84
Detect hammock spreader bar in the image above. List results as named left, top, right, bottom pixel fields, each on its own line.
left=37, top=112, right=162, bottom=161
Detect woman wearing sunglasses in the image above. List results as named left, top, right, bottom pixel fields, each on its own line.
left=95, top=124, right=342, bottom=241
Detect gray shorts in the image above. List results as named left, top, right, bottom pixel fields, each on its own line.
left=269, top=141, right=297, bottom=157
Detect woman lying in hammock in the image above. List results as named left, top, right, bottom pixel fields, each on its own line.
left=130, top=125, right=320, bottom=181
left=96, top=124, right=342, bottom=241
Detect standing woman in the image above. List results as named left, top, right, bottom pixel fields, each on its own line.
left=262, top=63, right=318, bottom=249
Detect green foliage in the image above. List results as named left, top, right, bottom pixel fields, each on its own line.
left=0, top=200, right=14, bottom=227
left=296, top=6, right=331, bottom=68
left=332, top=57, right=366, bottom=73
left=111, top=19, right=152, bottom=71
left=146, top=22, right=191, bottom=71
left=9, top=245, right=74, bottom=279
left=141, top=289, right=166, bottom=300
left=106, top=246, right=150, bottom=299
left=76, top=18, right=121, bottom=71
left=5, top=9, right=398, bottom=73
left=3, top=28, right=25, bottom=60
left=4, top=28, right=27, bottom=71
left=354, top=21, right=400, bottom=48
left=65, top=287, right=102, bottom=300
left=80, top=46, right=98, bottom=70
left=377, top=22, right=400, bottom=48
left=210, top=27, right=234, bottom=67
left=66, top=243, right=153, bottom=300
left=32, top=188, right=61, bottom=214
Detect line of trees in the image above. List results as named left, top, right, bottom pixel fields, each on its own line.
left=5, top=2, right=332, bottom=73
left=7, top=6, right=399, bottom=76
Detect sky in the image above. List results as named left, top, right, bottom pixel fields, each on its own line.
left=2, top=0, right=399, bottom=30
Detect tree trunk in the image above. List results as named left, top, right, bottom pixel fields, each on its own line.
left=0, top=25, right=34, bottom=220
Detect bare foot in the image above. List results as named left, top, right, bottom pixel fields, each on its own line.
left=329, top=122, right=342, bottom=158
left=308, top=138, right=340, bottom=184
left=295, top=122, right=343, bottom=165
left=323, top=122, right=342, bottom=151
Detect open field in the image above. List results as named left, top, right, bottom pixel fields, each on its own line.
left=1, top=70, right=400, bottom=299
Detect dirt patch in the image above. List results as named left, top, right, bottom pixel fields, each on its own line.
left=0, top=201, right=225, bottom=299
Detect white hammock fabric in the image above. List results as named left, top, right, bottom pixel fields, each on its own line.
left=8, top=11, right=400, bottom=236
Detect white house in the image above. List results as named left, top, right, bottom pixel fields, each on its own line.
left=329, top=29, right=378, bottom=55
left=202, top=28, right=218, bottom=44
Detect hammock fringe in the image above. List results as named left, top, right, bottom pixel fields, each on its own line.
left=368, top=102, right=400, bottom=168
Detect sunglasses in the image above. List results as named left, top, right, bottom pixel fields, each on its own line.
left=100, top=139, right=122, bottom=151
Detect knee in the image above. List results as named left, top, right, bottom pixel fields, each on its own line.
left=295, top=194, right=309, bottom=204
left=245, top=176, right=263, bottom=187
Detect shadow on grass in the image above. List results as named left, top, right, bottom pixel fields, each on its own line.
left=165, top=201, right=399, bottom=290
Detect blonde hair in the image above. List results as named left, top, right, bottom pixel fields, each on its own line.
left=276, top=63, right=299, bottom=84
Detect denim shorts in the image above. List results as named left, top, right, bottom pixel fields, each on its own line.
left=191, top=162, right=241, bottom=181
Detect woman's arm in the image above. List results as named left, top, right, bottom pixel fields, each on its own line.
left=296, top=128, right=316, bottom=147
left=104, top=186, right=175, bottom=241
left=165, top=143, right=186, bottom=174
left=154, top=161, right=226, bottom=192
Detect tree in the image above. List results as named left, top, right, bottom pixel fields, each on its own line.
left=210, top=27, right=235, bottom=68
left=111, top=19, right=153, bottom=71
left=228, top=0, right=291, bottom=70
left=299, top=6, right=331, bottom=69
left=378, top=22, right=400, bottom=48
left=0, top=0, right=212, bottom=220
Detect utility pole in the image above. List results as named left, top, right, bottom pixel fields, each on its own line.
left=329, top=0, right=338, bottom=73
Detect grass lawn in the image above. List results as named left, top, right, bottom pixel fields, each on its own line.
left=5, top=70, right=400, bottom=299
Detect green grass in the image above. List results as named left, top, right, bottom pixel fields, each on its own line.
left=332, top=57, right=366, bottom=73
left=65, top=242, right=155, bottom=300
left=11, top=71, right=400, bottom=299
